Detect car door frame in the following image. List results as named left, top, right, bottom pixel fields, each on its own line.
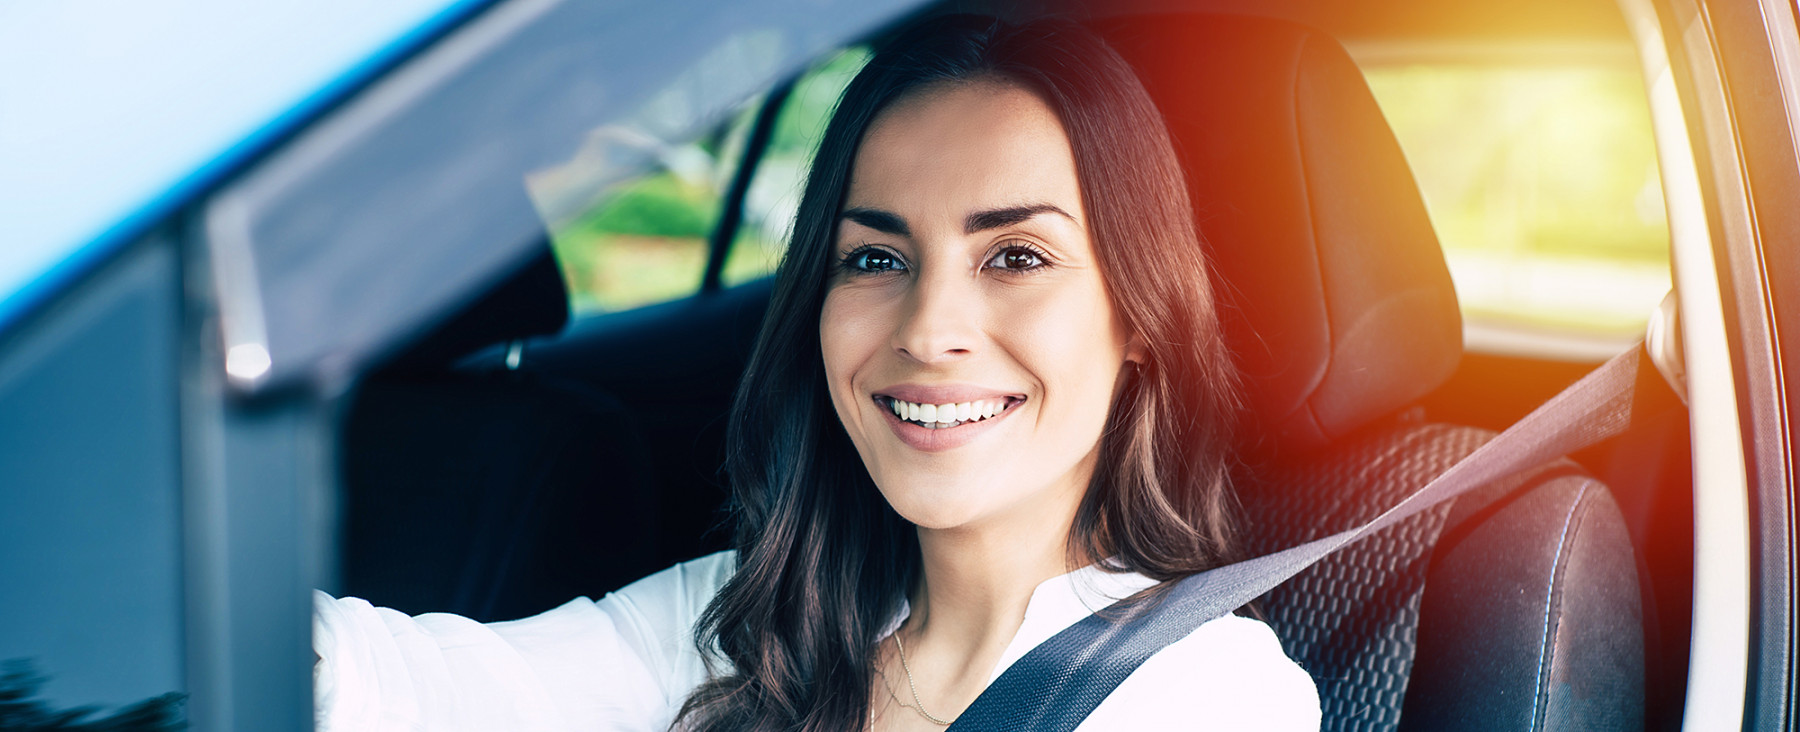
left=1619, top=0, right=1800, bottom=727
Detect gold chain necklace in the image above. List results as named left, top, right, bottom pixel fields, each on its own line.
left=892, top=631, right=955, bottom=726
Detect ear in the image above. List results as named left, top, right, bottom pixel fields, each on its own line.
left=1124, top=333, right=1148, bottom=366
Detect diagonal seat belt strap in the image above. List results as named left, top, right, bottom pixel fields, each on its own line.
left=947, top=347, right=1643, bottom=732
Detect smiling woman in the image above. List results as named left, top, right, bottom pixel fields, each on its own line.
left=685, top=14, right=1315, bottom=732
left=312, top=14, right=1317, bottom=732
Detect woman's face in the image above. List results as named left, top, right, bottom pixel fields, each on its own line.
left=820, top=79, right=1139, bottom=533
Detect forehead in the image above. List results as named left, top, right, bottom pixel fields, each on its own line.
left=846, top=79, right=1083, bottom=222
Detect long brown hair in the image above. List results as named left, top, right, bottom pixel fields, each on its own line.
left=675, top=15, right=1241, bottom=731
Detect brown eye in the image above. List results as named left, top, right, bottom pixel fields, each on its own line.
left=985, top=246, right=1047, bottom=271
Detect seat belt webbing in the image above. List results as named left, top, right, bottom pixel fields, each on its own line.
left=947, top=347, right=1642, bottom=732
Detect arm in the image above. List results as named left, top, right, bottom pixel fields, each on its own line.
left=313, top=551, right=737, bottom=732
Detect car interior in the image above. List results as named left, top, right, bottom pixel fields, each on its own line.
left=333, top=0, right=1695, bottom=729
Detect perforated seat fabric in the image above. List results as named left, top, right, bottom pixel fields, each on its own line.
left=1240, top=422, right=1491, bottom=728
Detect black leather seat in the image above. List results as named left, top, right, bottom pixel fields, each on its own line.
left=1096, top=15, right=1645, bottom=731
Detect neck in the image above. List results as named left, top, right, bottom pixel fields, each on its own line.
left=905, top=470, right=1093, bottom=674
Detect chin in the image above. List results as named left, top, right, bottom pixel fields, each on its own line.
left=877, top=481, right=998, bottom=530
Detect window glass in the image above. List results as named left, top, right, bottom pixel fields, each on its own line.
left=536, top=46, right=870, bottom=310
left=723, top=47, right=871, bottom=287
left=539, top=106, right=759, bottom=315
left=0, top=245, right=186, bottom=730
left=1361, top=62, right=1670, bottom=358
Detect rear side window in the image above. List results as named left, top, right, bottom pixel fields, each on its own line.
left=721, top=48, right=869, bottom=287
left=535, top=47, right=867, bottom=316
left=1360, top=56, right=1669, bottom=359
left=538, top=111, right=758, bottom=315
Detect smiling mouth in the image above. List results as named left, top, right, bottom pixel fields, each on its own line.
left=874, top=395, right=1024, bottom=429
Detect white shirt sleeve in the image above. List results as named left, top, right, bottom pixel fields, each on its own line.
left=313, top=551, right=736, bottom=732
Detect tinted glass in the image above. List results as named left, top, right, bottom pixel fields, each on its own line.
left=0, top=243, right=186, bottom=729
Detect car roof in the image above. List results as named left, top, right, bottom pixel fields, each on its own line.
left=0, top=0, right=487, bottom=336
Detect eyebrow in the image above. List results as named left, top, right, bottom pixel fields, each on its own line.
left=839, top=203, right=1076, bottom=238
left=966, top=203, right=1076, bottom=234
left=839, top=208, right=910, bottom=237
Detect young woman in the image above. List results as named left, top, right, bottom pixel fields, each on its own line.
left=314, top=15, right=1319, bottom=732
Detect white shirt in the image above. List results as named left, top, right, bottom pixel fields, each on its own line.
left=314, top=551, right=1320, bottom=731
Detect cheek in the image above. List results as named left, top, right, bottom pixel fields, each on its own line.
left=993, top=278, right=1127, bottom=464
left=998, top=279, right=1126, bottom=384
left=819, top=290, right=893, bottom=404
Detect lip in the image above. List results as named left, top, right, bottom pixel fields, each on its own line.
left=869, top=384, right=1026, bottom=453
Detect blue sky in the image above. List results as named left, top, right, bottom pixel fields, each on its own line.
left=0, top=0, right=470, bottom=329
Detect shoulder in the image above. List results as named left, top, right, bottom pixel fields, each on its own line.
left=1087, top=614, right=1320, bottom=731
left=595, top=550, right=739, bottom=688
left=605, top=549, right=738, bottom=623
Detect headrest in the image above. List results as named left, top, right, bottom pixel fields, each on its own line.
left=1096, top=14, right=1463, bottom=455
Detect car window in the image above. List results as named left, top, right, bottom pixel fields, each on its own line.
left=1358, top=53, right=1669, bottom=359
left=0, top=244, right=187, bottom=730
left=720, top=47, right=871, bottom=288
left=536, top=107, right=760, bottom=315
left=535, top=47, right=868, bottom=315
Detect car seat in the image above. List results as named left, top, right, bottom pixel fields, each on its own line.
left=1094, top=14, right=1646, bottom=731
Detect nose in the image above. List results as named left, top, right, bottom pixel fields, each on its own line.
left=892, top=265, right=979, bottom=364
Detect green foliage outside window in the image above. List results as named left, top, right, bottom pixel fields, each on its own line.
left=552, top=170, right=722, bottom=314
left=721, top=48, right=873, bottom=290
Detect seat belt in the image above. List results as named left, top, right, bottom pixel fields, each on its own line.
left=947, top=347, right=1643, bottom=731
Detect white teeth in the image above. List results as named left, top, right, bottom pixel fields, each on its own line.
left=885, top=396, right=1014, bottom=427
